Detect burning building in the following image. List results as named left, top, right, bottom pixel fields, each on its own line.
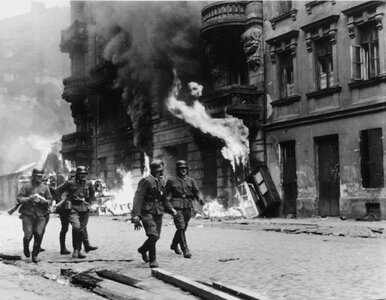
left=60, top=1, right=386, bottom=220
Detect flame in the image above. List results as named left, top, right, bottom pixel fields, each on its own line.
left=201, top=199, right=243, bottom=219
left=104, top=167, right=135, bottom=215
left=166, top=72, right=249, bottom=170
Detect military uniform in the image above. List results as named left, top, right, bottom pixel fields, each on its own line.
left=17, top=170, right=52, bottom=262
left=132, top=160, right=174, bottom=268
left=165, top=160, right=203, bottom=258
left=56, top=174, right=95, bottom=258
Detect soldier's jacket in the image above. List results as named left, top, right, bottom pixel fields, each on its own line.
left=165, top=176, right=201, bottom=209
left=55, top=179, right=95, bottom=212
left=132, top=175, right=173, bottom=217
left=17, top=182, right=52, bottom=217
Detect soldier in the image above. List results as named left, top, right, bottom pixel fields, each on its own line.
left=132, top=159, right=176, bottom=268
left=165, top=160, right=204, bottom=258
left=16, top=169, right=52, bottom=263
left=55, top=166, right=97, bottom=258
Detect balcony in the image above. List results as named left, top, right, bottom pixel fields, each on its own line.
left=88, top=62, right=116, bottom=91
left=200, top=85, right=262, bottom=118
left=201, top=1, right=248, bottom=35
left=62, top=76, right=87, bottom=102
left=60, top=20, right=87, bottom=53
left=61, top=131, right=93, bottom=161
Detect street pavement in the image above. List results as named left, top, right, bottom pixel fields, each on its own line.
left=1, top=211, right=386, bottom=300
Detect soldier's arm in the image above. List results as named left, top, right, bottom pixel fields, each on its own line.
left=191, top=178, right=204, bottom=204
left=55, top=181, right=68, bottom=200
left=164, top=179, right=172, bottom=200
left=16, top=185, right=31, bottom=204
left=132, top=179, right=148, bottom=217
left=42, top=186, right=53, bottom=206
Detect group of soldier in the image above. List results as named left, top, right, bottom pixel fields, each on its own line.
left=16, top=166, right=97, bottom=263
left=15, top=159, right=204, bottom=268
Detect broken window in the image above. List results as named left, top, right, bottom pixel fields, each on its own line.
left=315, top=37, right=333, bottom=90
left=361, top=128, right=384, bottom=188
left=351, top=22, right=379, bottom=80
left=278, top=50, right=294, bottom=98
left=278, top=1, right=292, bottom=15
left=98, top=157, right=107, bottom=179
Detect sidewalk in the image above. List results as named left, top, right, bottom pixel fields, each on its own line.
left=191, top=215, right=386, bottom=238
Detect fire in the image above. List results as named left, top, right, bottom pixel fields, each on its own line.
left=103, top=167, right=135, bottom=215
left=166, top=72, right=250, bottom=170
left=201, top=199, right=243, bottom=219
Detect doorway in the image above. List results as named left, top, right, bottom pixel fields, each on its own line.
left=280, top=141, right=297, bottom=216
left=315, top=135, right=340, bottom=216
left=163, top=144, right=187, bottom=179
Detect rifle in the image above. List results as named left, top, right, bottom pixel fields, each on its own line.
left=7, top=203, right=21, bottom=215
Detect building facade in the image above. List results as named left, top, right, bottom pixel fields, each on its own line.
left=60, top=1, right=386, bottom=220
left=264, top=0, right=386, bottom=219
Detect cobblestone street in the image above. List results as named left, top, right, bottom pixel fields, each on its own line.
left=1, top=212, right=386, bottom=300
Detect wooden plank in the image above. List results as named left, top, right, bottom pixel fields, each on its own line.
left=47, top=259, right=133, bottom=264
left=0, top=253, right=22, bottom=260
left=152, top=268, right=241, bottom=300
left=212, top=281, right=272, bottom=300
left=96, top=269, right=144, bottom=290
left=93, top=287, right=140, bottom=300
left=70, top=272, right=103, bottom=289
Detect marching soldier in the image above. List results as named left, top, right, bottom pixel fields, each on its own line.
left=132, top=159, right=176, bottom=268
left=55, top=166, right=97, bottom=258
left=165, top=160, right=204, bottom=258
left=16, top=169, right=52, bottom=263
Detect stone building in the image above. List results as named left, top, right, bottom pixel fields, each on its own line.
left=264, top=0, right=386, bottom=219
left=60, top=0, right=386, bottom=219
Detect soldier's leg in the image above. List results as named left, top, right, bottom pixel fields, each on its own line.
left=59, top=211, right=70, bottom=254
left=21, top=215, right=33, bottom=258
left=179, top=209, right=192, bottom=258
left=171, top=210, right=184, bottom=254
left=31, top=215, right=49, bottom=263
left=68, top=212, right=85, bottom=258
left=141, top=214, right=160, bottom=267
left=81, top=212, right=97, bottom=252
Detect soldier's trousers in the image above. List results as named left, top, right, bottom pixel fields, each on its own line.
left=21, top=214, right=49, bottom=256
left=172, top=208, right=191, bottom=249
left=138, top=213, right=163, bottom=261
left=68, top=210, right=89, bottom=251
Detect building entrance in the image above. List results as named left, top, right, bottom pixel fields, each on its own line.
left=316, top=135, right=340, bottom=216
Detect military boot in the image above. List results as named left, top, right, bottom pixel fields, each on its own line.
left=138, top=240, right=150, bottom=263
left=148, top=238, right=159, bottom=268
left=23, top=238, right=30, bottom=258
left=83, top=228, right=98, bottom=253
left=170, top=231, right=182, bottom=255
left=72, top=249, right=86, bottom=259
left=60, top=232, right=71, bottom=255
left=179, top=231, right=191, bottom=259
left=72, top=231, right=86, bottom=258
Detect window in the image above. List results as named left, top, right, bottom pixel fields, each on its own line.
left=278, top=1, right=292, bottom=15
left=315, top=37, right=333, bottom=90
left=351, top=22, right=379, bottom=80
left=361, top=128, right=384, bottom=188
left=278, top=51, right=294, bottom=98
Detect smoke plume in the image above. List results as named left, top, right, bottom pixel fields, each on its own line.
left=0, top=6, right=73, bottom=175
left=167, top=73, right=250, bottom=170
left=90, top=1, right=206, bottom=155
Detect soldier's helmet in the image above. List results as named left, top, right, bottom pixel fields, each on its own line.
left=76, top=166, right=88, bottom=174
left=150, top=159, right=164, bottom=172
left=31, top=168, right=44, bottom=177
left=176, top=160, right=188, bottom=169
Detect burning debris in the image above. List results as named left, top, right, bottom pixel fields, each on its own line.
left=166, top=72, right=250, bottom=170
left=200, top=199, right=243, bottom=220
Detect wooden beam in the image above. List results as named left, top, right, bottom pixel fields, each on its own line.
left=212, top=281, right=272, bottom=300
left=93, top=287, right=140, bottom=300
left=152, top=268, right=241, bottom=300
left=0, top=254, right=22, bottom=260
left=70, top=272, right=103, bottom=289
left=96, top=269, right=144, bottom=290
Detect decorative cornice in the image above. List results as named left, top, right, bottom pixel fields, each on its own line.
left=269, top=9, right=298, bottom=30
left=264, top=101, right=386, bottom=132
left=266, top=30, right=299, bottom=45
left=342, top=1, right=385, bottom=17
left=300, top=15, right=340, bottom=32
